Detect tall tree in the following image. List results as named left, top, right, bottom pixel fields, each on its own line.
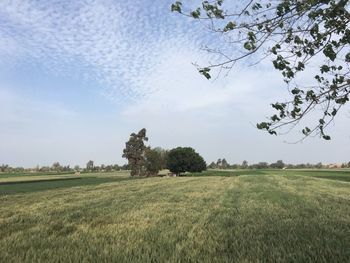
left=172, top=0, right=350, bottom=140
left=122, top=128, right=148, bottom=176
left=86, top=160, right=94, bottom=171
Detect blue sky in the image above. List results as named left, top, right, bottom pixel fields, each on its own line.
left=0, top=0, right=349, bottom=167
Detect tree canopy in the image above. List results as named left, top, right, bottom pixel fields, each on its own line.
left=166, top=147, right=207, bottom=175
left=172, top=0, right=350, bottom=140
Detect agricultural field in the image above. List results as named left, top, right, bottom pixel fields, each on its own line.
left=0, top=169, right=349, bottom=262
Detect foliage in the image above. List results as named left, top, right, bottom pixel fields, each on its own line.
left=122, top=128, right=148, bottom=176
left=0, top=164, right=129, bottom=175
left=144, top=148, right=163, bottom=176
left=166, top=147, right=207, bottom=175
left=270, top=160, right=285, bottom=169
left=221, top=158, right=229, bottom=169
left=0, top=164, right=9, bottom=172
left=208, top=161, right=217, bottom=169
left=250, top=162, right=269, bottom=169
left=241, top=160, right=249, bottom=169
left=153, top=147, right=169, bottom=170
left=172, top=0, right=350, bottom=140
left=86, top=160, right=94, bottom=171
left=52, top=162, right=62, bottom=172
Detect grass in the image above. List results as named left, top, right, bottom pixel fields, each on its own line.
left=0, top=175, right=80, bottom=184
left=0, top=171, right=132, bottom=195
left=0, top=169, right=349, bottom=262
left=186, top=169, right=350, bottom=182
left=0, top=171, right=75, bottom=178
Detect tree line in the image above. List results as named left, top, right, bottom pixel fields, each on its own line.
left=0, top=162, right=129, bottom=174
left=208, top=159, right=350, bottom=169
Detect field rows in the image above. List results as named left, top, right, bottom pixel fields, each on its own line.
left=0, top=170, right=349, bottom=262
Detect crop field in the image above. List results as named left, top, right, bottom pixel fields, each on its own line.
left=0, top=170, right=349, bottom=262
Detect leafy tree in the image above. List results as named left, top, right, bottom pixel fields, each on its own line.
left=39, top=166, right=50, bottom=172
left=86, top=160, right=94, bottom=171
left=113, top=164, right=121, bottom=171
left=230, top=163, right=238, bottom=169
left=216, top=158, right=222, bottom=168
left=105, top=165, right=112, bottom=172
left=167, top=147, right=207, bottom=175
left=122, top=128, right=148, bottom=176
left=241, top=160, right=248, bottom=169
left=251, top=162, right=269, bottom=169
left=153, top=147, right=169, bottom=169
left=270, top=160, right=285, bottom=169
left=208, top=161, right=217, bottom=169
left=74, top=165, right=80, bottom=171
left=221, top=158, right=229, bottom=169
left=144, top=148, right=163, bottom=176
left=52, top=162, right=62, bottom=172
left=172, top=0, right=350, bottom=140
left=0, top=164, right=9, bottom=172
left=315, top=162, right=323, bottom=169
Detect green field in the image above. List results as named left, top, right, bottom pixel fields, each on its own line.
left=0, top=170, right=349, bottom=262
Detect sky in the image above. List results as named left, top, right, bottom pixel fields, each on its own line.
left=0, top=0, right=349, bottom=167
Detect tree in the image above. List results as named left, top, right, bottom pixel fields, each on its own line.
left=270, top=160, right=285, bottom=169
left=208, top=161, right=217, bottom=169
left=105, top=165, right=112, bottom=172
left=252, top=162, right=269, bottom=169
left=315, top=162, right=323, bottom=169
left=221, top=158, right=229, bottom=169
left=153, top=147, right=169, bottom=170
left=166, top=147, right=207, bottom=175
left=122, top=128, right=148, bottom=176
left=144, top=148, right=163, bottom=176
left=216, top=158, right=222, bottom=168
left=52, top=162, right=61, bottom=172
left=172, top=0, right=350, bottom=140
left=241, top=160, right=248, bottom=169
left=86, top=160, right=94, bottom=171
left=0, top=164, right=9, bottom=172
left=40, top=166, right=50, bottom=172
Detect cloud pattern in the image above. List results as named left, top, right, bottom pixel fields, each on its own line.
left=0, top=0, right=207, bottom=100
